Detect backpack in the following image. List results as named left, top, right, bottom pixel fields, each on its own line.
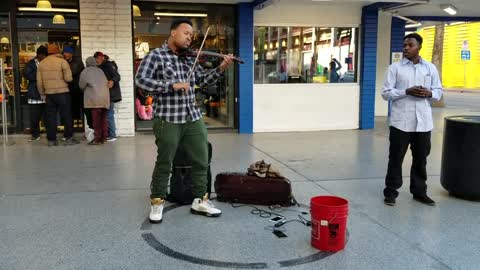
left=167, top=142, right=213, bottom=204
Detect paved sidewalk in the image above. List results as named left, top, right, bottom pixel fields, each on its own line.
left=1, top=107, right=479, bottom=270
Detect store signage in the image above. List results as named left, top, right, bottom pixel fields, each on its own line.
left=461, top=50, right=471, bottom=61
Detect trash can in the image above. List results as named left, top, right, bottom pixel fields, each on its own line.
left=440, top=116, right=480, bottom=200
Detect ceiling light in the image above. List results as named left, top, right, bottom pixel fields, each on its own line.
left=52, top=14, right=65, bottom=24
left=36, top=0, right=52, bottom=9
left=18, top=7, right=78, bottom=13
left=133, top=5, right=141, bottom=17
left=154, top=12, right=208, bottom=17
left=441, top=4, right=457, bottom=15
left=405, top=23, right=422, bottom=28
left=0, top=37, right=9, bottom=44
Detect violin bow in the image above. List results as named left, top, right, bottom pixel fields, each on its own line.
left=186, top=26, right=210, bottom=82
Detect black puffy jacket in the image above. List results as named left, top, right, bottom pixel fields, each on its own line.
left=99, top=60, right=122, bottom=103
left=67, top=56, right=85, bottom=94
left=24, top=58, right=41, bottom=100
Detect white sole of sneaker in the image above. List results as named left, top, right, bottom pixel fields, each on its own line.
left=190, top=208, right=221, bottom=217
left=149, top=218, right=163, bottom=224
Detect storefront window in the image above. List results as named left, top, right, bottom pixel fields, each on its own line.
left=254, top=26, right=358, bottom=84
left=16, top=0, right=80, bottom=132
left=0, top=13, right=14, bottom=129
left=133, top=2, right=236, bottom=129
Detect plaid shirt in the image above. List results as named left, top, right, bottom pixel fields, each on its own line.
left=135, top=44, right=223, bottom=124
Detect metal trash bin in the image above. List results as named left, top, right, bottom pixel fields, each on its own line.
left=440, top=116, right=480, bottom=200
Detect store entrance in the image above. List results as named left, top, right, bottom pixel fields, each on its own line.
left=132, top=2, right=237, bottom=130
left=16, top=8, right=82, bottom=134
left=0, top=12, right=15, bottom=133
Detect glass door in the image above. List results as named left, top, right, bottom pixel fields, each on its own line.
left=0, top=12, right=15, bottom=131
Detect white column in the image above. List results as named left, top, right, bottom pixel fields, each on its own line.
left=79, top=0, right=135, bottom=136
left=375, top=11, right=392, bottom=117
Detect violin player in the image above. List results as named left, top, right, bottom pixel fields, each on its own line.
left=135, top=18, right=235, bottom=224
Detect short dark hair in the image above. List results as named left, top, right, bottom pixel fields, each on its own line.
left=170, top=18, right=193, bottom=31
left=36, top=45, right=48, bottom=56
left=404, top=33, right=423, bottom=45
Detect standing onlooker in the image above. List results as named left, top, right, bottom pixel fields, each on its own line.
left=78, top=57, right=110, bottom=145
left=329, top=58, right=342, bottom=83
left=94, top=52, right=121, bottom=142
left=24, top=45, right=48, bottom=142
left=63, top=46, right=86, bottom=128
left=37, top=44, right=79, bottom=146
left=382, top=33, right=443, bottom=206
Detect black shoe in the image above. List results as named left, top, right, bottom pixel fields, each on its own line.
left=384, top=197, right=396, bottom=206
left=413, top=195, right=436, bottom=206
left=88, top=140, right=102, bottom=145
left=64, top=137, right=80, bottom=145
left=28, top=136, right=40, bottom=142
left=48, top=140, right=58, bottom=147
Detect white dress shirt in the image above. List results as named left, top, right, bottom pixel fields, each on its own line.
left=382, top=57, right=443, bottom=132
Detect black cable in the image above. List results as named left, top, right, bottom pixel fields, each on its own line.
left=276, top=219, right=306, bottom=227
left=274, top=215, right=312, bottom=228
left=268, top=204, right=309, bottom=215
left=264, top=225, right=286, bottom=232
left=231, top=203, right=285, bottom=219
left=229, top=203, right=311, bottom=236
left=298, top=215, right=311, bottom=226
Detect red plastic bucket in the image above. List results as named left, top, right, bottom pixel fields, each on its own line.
left=310, top=196, right=349, bottom=252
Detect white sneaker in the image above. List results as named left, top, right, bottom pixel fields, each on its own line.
left=190, top=194, right=222, bottom=217
left=149, top=198, right=165, bottom=224
left=86, top=128, right=95, bottom=143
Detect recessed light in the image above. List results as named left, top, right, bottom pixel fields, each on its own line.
left=441, top=4, right=457, bottom=15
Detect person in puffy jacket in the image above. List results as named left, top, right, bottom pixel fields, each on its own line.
left=95, top=52, right=121, bottom=141
left=78, top=57, right=110, bottom=145
left=37, top=44, right=78, bottom=146
left=63, top=46, right=86, bottom=126
left=24, top=45, right=48, bottom=141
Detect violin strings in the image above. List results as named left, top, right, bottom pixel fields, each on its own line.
left=187, top=26, right=210, bottom=83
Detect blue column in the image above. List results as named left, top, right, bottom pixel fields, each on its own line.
left=359, top=6, right=379, bottom=129
left=390, top=17, right=405, bottom=60
left=237, top=3, right=254, bottom=133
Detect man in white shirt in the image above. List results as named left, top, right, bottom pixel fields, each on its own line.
left=382, top=33, right=443, bottom=206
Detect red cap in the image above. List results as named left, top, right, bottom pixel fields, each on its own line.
left=94, top=51, right=104, bottom=58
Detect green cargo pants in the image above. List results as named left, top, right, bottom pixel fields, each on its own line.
left=150, top=118, right=208, bottom=199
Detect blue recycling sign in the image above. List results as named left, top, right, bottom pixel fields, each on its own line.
left=461, top=50, right=471, bottom=60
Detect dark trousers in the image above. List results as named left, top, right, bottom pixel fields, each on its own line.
left=29, top=103, right=46, bottom=138
left=91, top=108, right=108, bottom=143
left=384, top=126, right=431, bottom=198
left=70, top=92, right=84, bottom=120
left=84, top=108, right=93, bottom=129
left=46, top=93, right=73, bottom=141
